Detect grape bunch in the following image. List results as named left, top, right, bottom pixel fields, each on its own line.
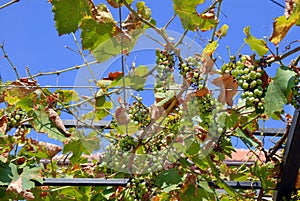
left=179, top=56, right=204, bottom=89
left=124, top=178, right=149, bottom=201
left=223, top=56, right=266, bottom=113
left=291, top=75, right=300, bottom=108
left=6, top=109, right=27, bottom=130
left=119, top=135, right=137, bottom=152
left=184, top=93, right=214, bottom=129
left=127, top=98, right=150, bottom=128
left=154, top=49, right=175, bottom=89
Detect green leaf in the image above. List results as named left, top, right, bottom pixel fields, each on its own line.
left=21, top=166, right=43, bottom=189
left=51, top=0, right=91, bottom=35
left=15, top=93, right=37, bottom=112
left=115, top=65, right=149, bottom=91
left=235, top=127, right=259, bottom=148
left=172, top=0, right=218, bottom=31
left=186, top=140, right=200, bottom=156
left=63, top=131, right=100, bottom=164
left=80, top=16, right=115, bottom=51
left=155, top=168, right=182, bottom=187
left=244, top=26, right=268, bottom=57
left=0, top=163, right=14, bottom=185
left=264, top=66, right=297, bottom=117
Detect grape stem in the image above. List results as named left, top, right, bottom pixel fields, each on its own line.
left=267, top=46, right=300, bottom=64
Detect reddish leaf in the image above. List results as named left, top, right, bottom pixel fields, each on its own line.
left=262, top=71, right=271, bottom=89
left=103, top=71, right=123, bottom=81
left=193, top=87, right=209, bottom=97
left=115, top=107, right=130, bottom=125
left=212, top=74, right=238, bottom=106
left=0, top=115, right=8, bottom=133
left=107, top=0, right=120, bottom=8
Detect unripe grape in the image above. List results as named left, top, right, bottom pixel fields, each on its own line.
left=242, top=82, right=249, bottom=90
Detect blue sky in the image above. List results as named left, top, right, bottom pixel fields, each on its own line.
left=0, top=0, right=298, bottom=148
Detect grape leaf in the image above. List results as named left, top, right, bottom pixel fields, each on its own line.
left=155, top=168, right=182, bottom=187
left=51, top=0, right=91, bottom=35
left=212, top=74, right=238, bottom=106
left=63, top=131, right=100, bottom=164
left=269, top=2, right=300, bottom=45
left=235, top=127, right=260, bottom=148
left=264, top=66, right=297, bottom=117
left=55, top=89, right=80, bottom=103
left=80, top=16, right=115, bottom=51
left=172, top=0, right=218, bottom=31
left=244, top=26, right=268, bottom=57
left=215, top=24, right=229, bottom=39
left=31, top=108, right=67, bottom=141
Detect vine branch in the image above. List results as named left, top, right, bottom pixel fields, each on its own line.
left=0, top=0, right=19, bottom=9
left=0, top=43, right=20, bottom=79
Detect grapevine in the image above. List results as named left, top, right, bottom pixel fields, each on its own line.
left=222, top=55, right=266, bottom=113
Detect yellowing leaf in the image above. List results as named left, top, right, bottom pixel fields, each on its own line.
left=172, top=0, right=217, bottom=31
left=215, top=24, right=229, bottom=39
left=244, top=26, right=268, bottom=56
left=269, top=2, right=300, bottom=45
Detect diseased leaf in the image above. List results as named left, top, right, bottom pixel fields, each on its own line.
left=31, top=107, right=67, bottom=141
left=172, top=0, right=218, bottom=31
left=269, top=2, right=300, bottom=45
left=244, top=26, right=268, bottom=56
left=46, top=108, right=71, bottom=137
left=4, top=79, right=38, bottom=105
left=264, top=67, right=297, bottom=117
left=0, top=116, right=7, bottom=134
left=51, top=0, right=91, bottom=35
left=212, top=74, right=238, bottom=106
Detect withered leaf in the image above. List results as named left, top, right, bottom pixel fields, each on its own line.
left=149, top=105, right=165, bottom=122
left=115, top=107, right=130, bottom=125
left=45, top=108, right=71, bottom=137
left=103, top=71, right=123, bottom=81
left=0, top=115, right=8, bottom=133
left=212, top=74, right=238, bottom=106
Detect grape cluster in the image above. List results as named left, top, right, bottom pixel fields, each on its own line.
left=222, top=56, right=266, bottom=113
left=155, top=49, right=175, bottom=89
left=124, top=178, right=149, bottom=201
left=184, top=94, right=214, bottom=129
left=179, top=56, right=204, bottom=89
left=119, top=135, right=137, bottom=152
left=291, top=75, right=300, bottom=108
left=127, top=97, right=150, bottom=128
left=6, top=109, right=27, bottom=130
